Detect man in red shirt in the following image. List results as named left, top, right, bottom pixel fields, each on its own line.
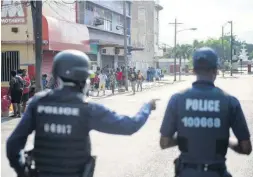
left=116, top=68, right=123, bottom=87
left=21, top=69, right=31, bottom=113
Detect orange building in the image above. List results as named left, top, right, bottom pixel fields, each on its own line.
left=1, top=0, right=90, bottom=97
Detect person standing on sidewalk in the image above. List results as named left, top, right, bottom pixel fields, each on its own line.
left=8, top=70, right=24, bottom=117
left=109, top=70, right=116, bottom=95
left=21, top=69, right=31, bottom=113
left=98, top=70, right=107, bottom=96
left=42, top=74, right=48, bottom=90
left=128, top=68, right=137, bottom=95
left=137, top=70, right=144, bottom=92
left=47, top=75, right=59, bottom=89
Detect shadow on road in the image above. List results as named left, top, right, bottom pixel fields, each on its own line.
left=1, top=117, right=16, bottom=123
left=219, top=76, right=239, bottom=79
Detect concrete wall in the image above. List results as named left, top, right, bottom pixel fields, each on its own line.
left=88, top=27, right=125, bottom=45
left=1, top=44, right=34, bottom=86
left=43, top=2, right=76, bottom=22
left=1, top=3, right=34, bottom=42
left=131, top=1, right=156, bottom=71
left=1, top=2, right=35, bottom=86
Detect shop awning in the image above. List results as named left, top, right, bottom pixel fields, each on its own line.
left=42, top=16, right=90, bottom=52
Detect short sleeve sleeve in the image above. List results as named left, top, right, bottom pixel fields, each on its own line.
left=160, top=94, right=179, bottom=137
left=229, top=96, right=250, bottom=141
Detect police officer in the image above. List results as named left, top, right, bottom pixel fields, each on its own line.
left=159, top=47, right=252, bottom=177
left=6, top=50, right=158, bottom=177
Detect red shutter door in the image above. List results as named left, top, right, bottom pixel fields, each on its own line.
left=42, top=52, right=55, bottom=76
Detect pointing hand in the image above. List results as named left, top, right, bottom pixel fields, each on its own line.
left=149, top=99, right=160, bottom=110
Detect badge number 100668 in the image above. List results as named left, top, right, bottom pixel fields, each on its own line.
left=182, top=117, right=221, bottom=128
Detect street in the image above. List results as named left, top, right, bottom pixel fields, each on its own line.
left=1, top=75, right=253, bottom=177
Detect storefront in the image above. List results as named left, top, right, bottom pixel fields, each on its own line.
left=41, top=15, right=90, bottom=76
left=1, top=14, right=90, bottom=97
left=1, top=1, right=35, bottom=97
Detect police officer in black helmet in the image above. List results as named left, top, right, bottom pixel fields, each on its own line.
left=159, top=47, right=252, bottom=177
left=6, top=50, right=158, bottom=177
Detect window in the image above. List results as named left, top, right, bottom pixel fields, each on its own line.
left=117, top=15, right=124, bottom=26
left=84, top=2, right=95, bottom=25
left=104, top=10, right=112, bottom=31
left=115, top=14, right=124, bottom=34
left=126, top=2, right=130, bottom=16
left=1, top=51, right=20, bottom=82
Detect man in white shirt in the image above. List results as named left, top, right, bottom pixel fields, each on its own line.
left=98, top=70, right=107, bottom=96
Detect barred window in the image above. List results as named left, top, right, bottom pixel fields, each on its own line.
left=1, top=51, right=20, bottom=82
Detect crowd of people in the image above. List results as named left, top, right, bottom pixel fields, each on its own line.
left=6, top=66, right=163, bottom=115
left=39, top=66, right=164, bottom=97
left=88, top=66, right=148, bottom=96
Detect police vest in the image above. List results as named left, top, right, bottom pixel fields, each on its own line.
left=33, top=89, right=91, bottom=176
left=176, top=87, right=230, bottom=164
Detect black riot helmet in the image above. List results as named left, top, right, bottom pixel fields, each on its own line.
left=193, top=47, right=219, bottom=70
left=52, top=50, right=91, bottom=84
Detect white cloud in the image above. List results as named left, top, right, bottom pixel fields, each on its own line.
left=158, top=0, right=253, bottom=45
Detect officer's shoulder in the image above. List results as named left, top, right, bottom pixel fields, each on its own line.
left=214, top=87, right=240, bottom=106
left=34, top=89, right=52, bottom=98
left=27, top=89, right=52, bottom=105
left=177, top=87, right=192, bottom=95
left=168, top=92, right=182, bottom=104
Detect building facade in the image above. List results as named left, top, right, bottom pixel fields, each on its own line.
left=76, top=0, right=132, bottom=69
left=131, top=0, right=163, bottom=72
left=1, top=0, right=90, bottom=96
left=1, top=0, right=35, bottom=92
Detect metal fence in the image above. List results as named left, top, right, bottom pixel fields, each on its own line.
left=1, top=51, right=20, bottom=82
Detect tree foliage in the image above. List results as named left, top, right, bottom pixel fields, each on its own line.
left=162, top=37, right=253, bottom=62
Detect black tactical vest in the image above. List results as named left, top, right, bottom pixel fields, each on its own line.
left=33, top=88, right=91, bottom=176
left=176, top=86, right=230, bottom=164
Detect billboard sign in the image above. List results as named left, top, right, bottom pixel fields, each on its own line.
left=1, top=0, right=27, bottom=25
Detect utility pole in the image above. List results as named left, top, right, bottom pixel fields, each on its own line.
left=169, top=18, right=183, bottom=81
left=230, top=21, right=233, bottom=76
left=221, top=26, right=225, bottom=77
left=123, top=1, right=128, bottom=90
left=179, top=56, right=182, bottom=81
left=31, top=1, right=43, bottom=92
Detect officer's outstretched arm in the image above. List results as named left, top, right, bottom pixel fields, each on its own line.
left=229, top=96, right=252, bottom=155
left=6, top=98, right=36, bottom=175
left=88, top=102, right=154, bottom=135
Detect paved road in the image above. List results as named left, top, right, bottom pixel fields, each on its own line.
left=2, top=75, right=253, bottom=177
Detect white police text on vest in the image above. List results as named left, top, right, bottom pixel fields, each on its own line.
left=37, top=105, right=80, bottom=116
left=186, top=99, right=220, bottom=112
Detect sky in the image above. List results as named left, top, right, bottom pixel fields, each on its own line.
left=158, top=0, right=253, bottom=46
